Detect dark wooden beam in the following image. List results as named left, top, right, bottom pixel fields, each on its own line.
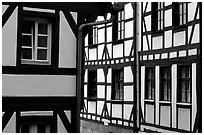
left=57, top=110, right=73, bottom=133
left=2, top=111, right=14, bottom=131
left=2, top=5, right=17, bottom=27
left=62, top=9, right=78, bottom=37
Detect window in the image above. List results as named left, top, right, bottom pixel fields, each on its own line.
left=20, top=116, right=54, bottom=133
left=178, top=65, right=191, bottom=103
left=112, top=68, right=124, bottom=100
left=113, top=9, right=124, bottom=41
left=152, top=2, right=164, bottom=31
left=160, top=66, right=171, bottom=101
left=173, top=2, right=187, bottom=27
left=145, top=67, right=155, bottom=100
left=88, top=26, right=98, bottom=45
left=21, top=17, right=52, bottom=65
left=88, top=70, right=97, bottom=98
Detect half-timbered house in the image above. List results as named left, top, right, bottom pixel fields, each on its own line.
left=2, top=2, right=112, bottom=133
left=140, top=2, right=201, bottom=133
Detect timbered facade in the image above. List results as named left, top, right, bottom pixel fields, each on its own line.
left=2, top=2, right=112, bottom=133
left=80, top=2, right=140, bottom=133
left=140, top=2, right=201, bottom=133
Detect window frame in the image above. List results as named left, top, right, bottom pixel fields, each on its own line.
left=87, top=70, right=97, bottom=99
left=160, top=66, right=171, bottom=101
left=111, top=68, right=124, bottom=100
left=21, top=17, right=52, bottom=65
left=177, top=65, right=191, bottom=103
left=145, top=67, right=155, bottom=100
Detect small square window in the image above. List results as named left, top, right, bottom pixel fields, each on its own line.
left=21, top=17, right=52, bottom=65
left=88, top=70, right=97, bottom=99
left=112, top=68, right=124, bottom=100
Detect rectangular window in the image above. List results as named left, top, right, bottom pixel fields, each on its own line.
left=178, top=65, right=191, bottom=103
left=113, top=10, right=124, bottom=41
left=173, top=2, right=187, bottom=27
left=88, top=26, right=98, bottom=45
left=145, top=67, right=155, bottom=100
left=112, top=68, right=124, bottom=100
left=21, top=17, right=52, bottom=65
left=160, top=66, right=171, bottom=101
left=152, top=2, right=164, bottom=31
left=88, top=70, right=97, bottom=98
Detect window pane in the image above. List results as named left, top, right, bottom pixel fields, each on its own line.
left=37, top=49, right=47, bottom=60
left=187, top=91, right=190, bottom=102
left=181, top=91, right=186, bottom=102
left=22, top=35, right=32, bottom=47
left=22, top=48, right=32, bottom=59
left=38, top=23, right=48, bottom=34
left=22, top=21, right=33, bottom=34
left=38, top=36, right=47, bottom=47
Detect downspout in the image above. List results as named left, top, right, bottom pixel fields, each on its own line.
left=76, top=13, right=115, bottom=133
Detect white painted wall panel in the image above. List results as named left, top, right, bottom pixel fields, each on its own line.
left=165, top=9, right=172, bottom=27
left=124, top=105, right=132, bottom=120
left=58, top=115, right=67, bottom=133
left=188, top=2, right=197, bottom=22
left=179, top=50, right=187, bottom=57
left=97, top=69, right=104, bottom=82
left=107, top=26, right=112, bottom=42
left=146, top=104, right=154, bottom=124
left=113, top=44, right=123, bottom=58
left=160, top=106, right=170, bottom=127
left=97, top=85, right=105, bottom=99
left=98, top=44, right=104, bottom=60
left=171, top=64, right=177, bottom=128
left=174, top=31, right=186, bottom=46
left=125, top=40, right=132, bottom=57
left=144, top=15, right=151, bottom=32
left=107, top=68, right=112, bottom=83
left=165, top=30, right=172, bottom=48
left=143, top=35, right=151, bottom=51
left=125, top=3, right=133, bottom=19
left=97, top=101, right=104, bottom=115
left=178, top=108, right=190, bottom=130
left=2, top=75, right=76, bottom=96
left=84, top=69, right=88, bottom=83
left=2, top=5, right=9, bottom=14
left=153, top=36, right=163, bottom=50
left=112, top=104, right=122, bottom=118
left=165, top=2, right=172, bottom=6
left=88, top=102, right=96, bottom=114
left=106, top=86, right=111, bottom=100
left=84, top=85, right=87, bottom=97
left=192, top=63, right=197, bottom=131
left=89, top=48, right=97, bottom=60
left=3, top=112, right=16, bottom=133
left=85, top=35, right=88, bottom=47
left=98, top=28, right=105, bottom=43
left=188, top=24, right=200, bottom=44
left=124, top=86, right=133, bottom=101
left=59, top=11, right=76, bottom=68
left=2, top=7, right=18, bottom=66
left=125, top=21, right=133, bottom=38
left=124, top=66, right=133, bottom=83
left=107, top=43, right=112, bottom=59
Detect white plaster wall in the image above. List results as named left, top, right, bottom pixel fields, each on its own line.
left=107, top=68, right=112, bottom=83
left=88, top=102, right=96, bottom=114
left=89, top=48, right=97, bottom=60
left=188, top=2, right=197, bottom=22
left=125, top=21, right=133, bottom=38
left=143, top=35, right=151, bottom=51
left=3, top=112, right=16, bottom=133
left=113, top=44, right=123, bottom=58
left=59, top=11, right=77, bottom=68
left=165, top=2, right=172, bottom=6
left=2, top=5, right=9, bottom=14
left=124, top=86, right=133, bottom=101
left=2, top=75, right=76, bottom=96
left=98, top=44, right=104, bottom=60
left=57, top=115, right=67, bottom=133
left=84, top=84, right=87, bottom=97
left=112, top=104, right=122, bottom=118
left=84, top=69, right=88, bottom=83
left=123, top=105, right=132, bottom=120
left=98, top=28, right=105, bottom=43
left=107, top=26, right=112, bottom=42
left=106, top=86, right=111, bottom=100
left=106, top=44, right=112, bottom=59
left=153, top=36, right=163, bottom=50
left=188, top=24, right=200, bottom=44
left=164, top=9, right=172, bottom=27
left=124, top=66, right=133, bottom=83
left=174, top=31, right=186, bottom=46
left=124, top=40, right=133, bottom=57
left=2, top=7, right=18, bottom=66
left=164, top=30, right=172, bottom=48
left=97, top=85, right=105, bottom=99
left=144, top=15, right=151, bottom=32
left=97, top=101, right=104, bottom=115
left=97, top=69, right=104, bottom=82
left=125, top=3, right=133, bottom=19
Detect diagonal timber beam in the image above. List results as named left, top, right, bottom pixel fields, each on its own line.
left=57, top=110, right=73, bottom=133
left=2, top=5, right=17, bottom=27
left=2, top=111, right=14, bottom=131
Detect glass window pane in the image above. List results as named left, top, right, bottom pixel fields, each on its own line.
left=38, top=36, right=47, bottom=47
left=181, top=91, right=186, bottom=102
left=22, top=48, right=32, bottom=59
left=38, top=23, right=48, bottom=34
left=187, top=91, right=190, bottom=102
left=22, top=35, right=32, bottom=46
left=22, top=21, right=33, bottom=34
left=37, top=49, right=47, bottom=60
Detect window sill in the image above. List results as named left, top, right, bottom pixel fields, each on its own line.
left=22, top=60, right=50, bottom=65
left=159, top=101, right=171, bottom=105
left=176, top=102, right=191, bottom=106
left=144, top=99, right=154, bottom=104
